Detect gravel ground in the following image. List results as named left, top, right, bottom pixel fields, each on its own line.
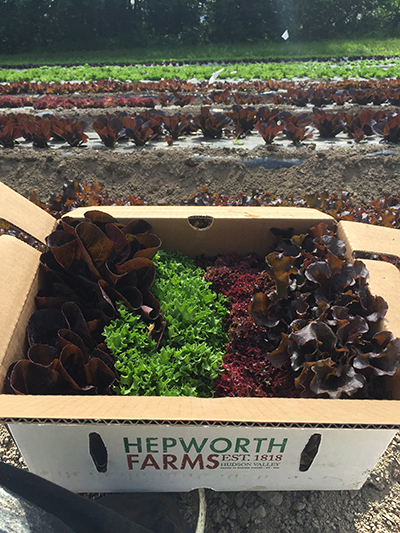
left=1, top=423, right=400, bottom=532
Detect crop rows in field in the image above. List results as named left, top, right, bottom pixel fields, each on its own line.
left=3, top=74, right=400, bottom=148
left=1, top=106, right=399, bottom=149
left=3, top=78, right=400, bottom=109
left=2, top=58, right=400, bottom=84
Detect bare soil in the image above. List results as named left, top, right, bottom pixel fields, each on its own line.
left=1, top=103, right=400, bottom=533
left=2, top=136, right=400, bottom=207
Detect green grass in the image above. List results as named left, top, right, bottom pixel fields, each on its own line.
left=1, top=37, right=400, bottom=67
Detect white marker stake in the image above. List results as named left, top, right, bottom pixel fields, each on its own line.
left=281, top=29, right=289, bottom=40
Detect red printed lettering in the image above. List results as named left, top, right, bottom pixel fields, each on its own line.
left=206, top=454, right=220, bottom=470
left=127, top=454, right=139, bottom=470
left=180, top=454, right=204, bottom=470
left=140, top=454, right=160, bottom=470
left=163, top=454, right=178, bottom=470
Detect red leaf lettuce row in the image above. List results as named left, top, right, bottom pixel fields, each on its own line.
left=4, top=211, right=162, bottom=395
left=249, top=223, right=400, bottom=399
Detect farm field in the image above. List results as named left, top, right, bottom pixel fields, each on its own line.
left=2, top=58, right=400, bottom=533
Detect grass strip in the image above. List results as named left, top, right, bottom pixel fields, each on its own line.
left=2, top=37, right=400, bottom=67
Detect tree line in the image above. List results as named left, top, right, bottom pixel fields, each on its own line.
left=1, top=0, right=399, bottom=54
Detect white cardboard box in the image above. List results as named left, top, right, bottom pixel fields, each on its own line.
left=1, top=181, right=400, bottom=492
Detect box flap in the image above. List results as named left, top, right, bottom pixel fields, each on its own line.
left=362, top=259, right=400, bottom=400
left=0, top=182, right=56, bottom=244
left=338, top=220, right=400, bottom=260
left=362, top=259, right=400, bottom=338
left=65, top=206, right=335, bottom=258
left=0, top=236, right=41, bottom=384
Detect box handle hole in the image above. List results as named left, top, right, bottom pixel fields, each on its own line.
left=89, top=432, right=108, bottom=473
left=299, top=433, right=321, bottom=472
left=188, top=215, right=214, bottom=231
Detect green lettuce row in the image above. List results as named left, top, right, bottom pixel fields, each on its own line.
left=1, top=60, right=399, bottom=83
left=103, top=250, right=229, bottom=397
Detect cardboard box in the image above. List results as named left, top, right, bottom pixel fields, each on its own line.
left=1, top=181, right=400, bottom=493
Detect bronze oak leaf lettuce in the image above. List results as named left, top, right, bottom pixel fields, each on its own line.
left=249, top=223, right=400, bottom=399
left=4, top=211, right=162, bottom=396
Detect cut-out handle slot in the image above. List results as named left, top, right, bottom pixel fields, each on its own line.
left=299, top=433, right=322, bottom=472
left=188, top=215, right=214, bottom=231
left=89, top=432, right=108, bottom=473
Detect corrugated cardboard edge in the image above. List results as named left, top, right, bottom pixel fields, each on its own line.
left=0, top=396, right=399, bottom=427
left=66, top=205, right=336, bottom=221
left=0, top=236, right=42, bottom=384
left=338, top=220, right=400, bottom=260
left=0, top=181, right=56, bottom=244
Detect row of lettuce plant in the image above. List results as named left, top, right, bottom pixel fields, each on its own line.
left=2, top=107, right=400, bottom=148
left=104, top=251, right=229, bottom=397
left=2, top=59, right=400, bottom=83
left=183, top=186, right=400, bottom=230
left=5, top=84, right=400, bottom=109
left=0, top=95, right=157, bottom=110
left=0, top=78, right=400, bottom=101
left=20, top=179, right=400, bottom=231
left=3, top=78, right=400, bottom=97
left=4, top=211, right=163, bottom=395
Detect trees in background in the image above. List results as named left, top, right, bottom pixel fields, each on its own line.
left=0, top=0, right=399, bottom=54
left=0, top=0, right=139, bottom=52
left=272, top=0, right=396, bottom=41
left=201, top=0, right=276, bottom=43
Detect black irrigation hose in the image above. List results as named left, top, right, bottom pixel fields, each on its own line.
left=0, top=461, right=152, bottom=533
